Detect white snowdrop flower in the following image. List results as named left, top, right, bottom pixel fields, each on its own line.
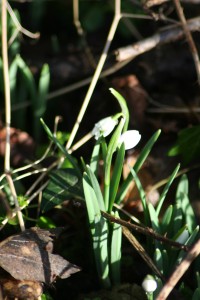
left=118, top=130, right=141, bottom=150
left=175, top=228, right=189, bottom=244
left=142, top=275, right=157, bottom=293
left=92, top=116, right=118, bottom=140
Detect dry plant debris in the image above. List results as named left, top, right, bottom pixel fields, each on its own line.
left=0, top=227, right=81, bottom=299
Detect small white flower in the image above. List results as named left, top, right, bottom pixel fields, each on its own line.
left=92, top=116, right=118, bottom=140
left=142, top=275, right=157, bottom=293
left=118, top=130, right=141, bottom=150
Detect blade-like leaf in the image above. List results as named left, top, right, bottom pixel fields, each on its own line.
left=109, top=88, right=129, bottom=132
left=156, top=164, right=180, bottom=216
left=85, top=165, right=105, bottom=211
left=109, top=143, right=125, bottom=212
left=83, top=173, right=110, bottom=288
left=110, top=211, right=122, bottom=285
left=42, top=169, right=83, bottom=212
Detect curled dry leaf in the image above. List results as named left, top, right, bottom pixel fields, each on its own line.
left=0, top=227, right=81, bottom=285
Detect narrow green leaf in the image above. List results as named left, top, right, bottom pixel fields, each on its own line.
left=104, top=118, right=125, bottom=210
left=42, top=169, right=83, bottom=212
left=176, top=175, right=196, bottom=233
left=90, top=139, right=101, bottom=176
left=83, top=173, right=110, bottom=288
left=125, top=167, right=150, bottom=225
left=110, top=211, right=122, bottom=285
left=160, top=205, right=173, bottom=235
left=149, top=203, right=159, bottom=232
left=156, top=164, right=180, bottom=216
left=109, top=143, right=125, bottom=212
left=86, top=165, right=105, bottom=211
left=109, top=88, right=129, bottom=132
left=176, top=226, right=199, bottom=264
left=36, top=64, right=50, bottom=116
left=34, top=64, right=50, bottom=139
left=154, top=248, right=163, bottom=274
left=16, top=55, right=36, bottom=100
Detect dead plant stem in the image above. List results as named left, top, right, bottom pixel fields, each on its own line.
left=1, top=0, right=25, bottom=231
left=156, top=239, right=200, bottom=300
left=173, top=0, right=200, bottom=85
left=66, top=0, right=121, bottom=150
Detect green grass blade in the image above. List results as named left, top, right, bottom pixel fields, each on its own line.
left=160, top=205, right=173, bottom=235
left=148, top=203, right=159, bottom=232
left=156, top=164, right=180, bottom=216
left=125, top=167, right=150, bottom=225
left=176, top=175, right=196, bottom=233
left=90, top=139, right=101, bottom=176
left=34, top=64, right=50, bottom=139
left=110, top=211, right=122, bottom=285
left=176, top=226, right=199, bottom=265
left=154, top=248, right=163, bottom=274
left=83, top=173, right=110, bottom=288
left=86, top=165, right=105, bottom=211
left=104, top=118, right=125, bottom=210
left=109, top=88, right=129, bottom=132
left=16, top=55, right=36, bottom=100
left=109, top=143, right=125, bottom=212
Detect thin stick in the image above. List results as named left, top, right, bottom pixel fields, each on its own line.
left=122, top=226, right=165, bottom=280
left=68, top=132, right=93, bottom=154
left=1, top=0, right=25, bottom=231
left=73, top=0, right=96, bottom=69
left=156, top=239, right=200, bottom=300
left=115, top=17, right=200, bottom=61
left=173, top=0, right=200, bottom=85
left=66, top=0, right=121, bottom=149
left=6, top=1, right=40, bottom=39
left=6, top=174, right=25, bottom=231
left=2, top=0, right=11, bottom=172
left=101, top=211, right=189, bottom=251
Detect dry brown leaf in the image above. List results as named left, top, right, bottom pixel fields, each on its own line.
left=0, top=227, right=81, bottom=285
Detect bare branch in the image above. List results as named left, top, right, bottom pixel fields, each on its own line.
left=173, top=0, right=200, bottom=84
left=156, top=239, right=200, bottom=300
left=115, top=17, right=200, bottom=62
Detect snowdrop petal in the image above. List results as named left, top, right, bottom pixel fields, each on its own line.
left=142, top=275, right=157, bottom=293
left=92, top=116, right=118, bottom=140
left=119, top=130, right=141, bottom=150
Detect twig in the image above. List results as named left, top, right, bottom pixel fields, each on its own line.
left=122, top=226, right=165, bottom=280
left=73, top=0, right=96, bottom=69
left=66, top=0, right=121, bottom=149
left=101, top=211, right=189, bottom=251
left=6, top=1, right=40, bottom=39
left=5, top=174, right=25, bottom=231
left=0, top=181, right=48, bottom=230
left=173, top=0, right=200, bottom=85
left=1, top=0, right=25, bottom=231
left=115, top=17, right=200, bottom=61
left=2, top=0, right=11, bottom=172
left=145, top=0, right=200, bottom=7
left=156, top=239, right=200, bottom=300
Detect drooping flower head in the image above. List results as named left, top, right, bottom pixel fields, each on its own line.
left=92, top=116, right=118, bottom=140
